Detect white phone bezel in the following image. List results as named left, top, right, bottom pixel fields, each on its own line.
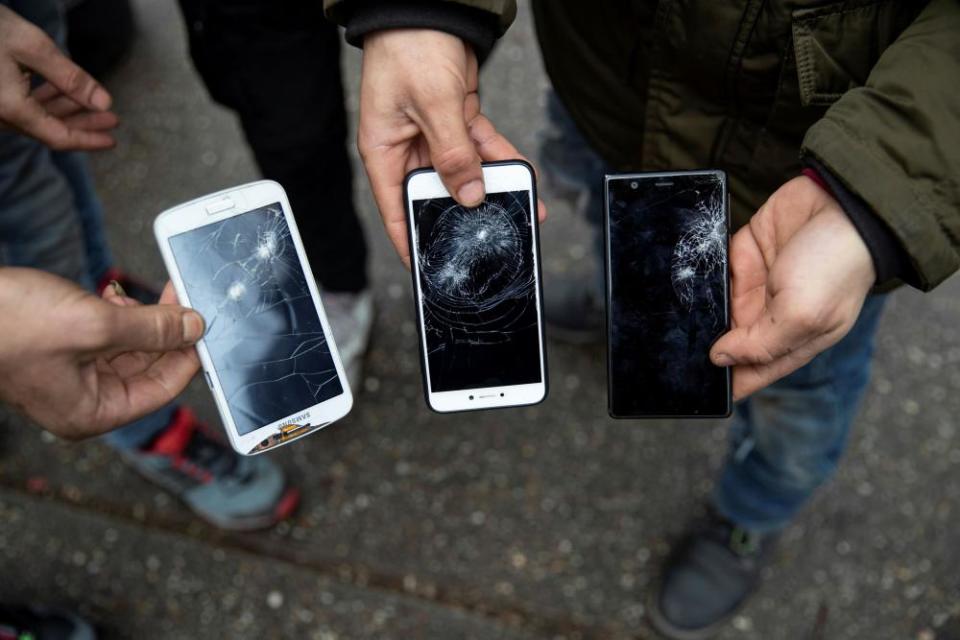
left=406, top=163, right=547, bottom=413
left=153, top=180, right=353, bottom=455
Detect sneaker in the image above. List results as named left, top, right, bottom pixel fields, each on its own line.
left=649, top=509, right=778, bottom=639
left=322, top=289, right=374, bottom=391
left=0, top=604, right=97, bottom=640
left=119, top=408, right=299, bottom=531
left=544, top=270, right=605, bottom=344
left=95, top=267, right=160, bottom=305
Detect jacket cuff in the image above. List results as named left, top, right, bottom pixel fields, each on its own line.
left=341, top=1, right=502, bottom=61
left=802, top=158, right=919, bottom=289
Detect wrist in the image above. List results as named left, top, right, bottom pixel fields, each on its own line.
left=345, top=1, right=500, bottom=61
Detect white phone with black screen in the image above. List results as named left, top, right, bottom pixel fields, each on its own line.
left=405, top=161, right=548, bottom=413
left=154, top=180, right=353, bottom=455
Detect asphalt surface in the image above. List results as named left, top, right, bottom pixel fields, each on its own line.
left=1, top=1, right=959, bottom=639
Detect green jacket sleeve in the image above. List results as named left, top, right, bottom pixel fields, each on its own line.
left=323, top=0, right=517, bottom=34
left=801, top=0, right=960, bottom=291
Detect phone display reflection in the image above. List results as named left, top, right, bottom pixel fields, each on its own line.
left=412, top=191, right=542, bottom=392
left=168, top=203, right=343, bottom=434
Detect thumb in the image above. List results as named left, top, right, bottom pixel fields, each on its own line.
left=710, top=309, right=810, bottom=367
left=417, top=97, right=485, bottom=207
left=11, top=23, right=111, bottom=112
left=105, top=304, right=205, bottom=354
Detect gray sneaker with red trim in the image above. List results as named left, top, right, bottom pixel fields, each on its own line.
left=119, top=408, right=299, bottom=531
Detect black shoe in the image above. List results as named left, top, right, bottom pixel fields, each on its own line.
left=0, top=604, right=97, bottom=640
left=649, top=509, right=778, bottom=639
left=544, top=272, right=605, bottom=344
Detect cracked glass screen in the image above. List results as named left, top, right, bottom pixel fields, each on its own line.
left=168, top=203, right=343, bottom=435
left=607, top=173, right=729, bottom=416
left=413, top=191, right=542, bottom=392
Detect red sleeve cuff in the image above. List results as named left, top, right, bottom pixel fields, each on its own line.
left=801, top=167, right=831, bottom=196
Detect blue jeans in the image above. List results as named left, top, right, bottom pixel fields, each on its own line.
left=540, top=90, right=886, bottom=533
left=713, top=295, right=885, bottom=532
left=0, top=0, right=173, bottom=450
left=52, top=151, right=115, bottom=284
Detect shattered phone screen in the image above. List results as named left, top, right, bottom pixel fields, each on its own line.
left=169, top=203, right=343, bottom=435
left=606, top=173, right=730, bottom=417
left=412, top=191, right=542, bottom=392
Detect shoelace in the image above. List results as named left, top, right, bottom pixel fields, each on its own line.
left=181, top=427, right=245, bottom=483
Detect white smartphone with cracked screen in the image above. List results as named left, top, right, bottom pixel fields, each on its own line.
left=605, top=170, right=732, bottom=418
left=405, top=161, right=548, bottom=413
left=154, top=180, right=352, bottom=455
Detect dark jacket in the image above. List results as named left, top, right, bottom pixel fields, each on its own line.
left=326, top=0, right=960, bottom=291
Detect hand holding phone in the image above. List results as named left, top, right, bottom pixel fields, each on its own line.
left=405, top=161, right=548, bottom=412
left=605, top=171, right=732, bottom=418
left=711, top=176, right=875, bottom=400
left=155, top=181, right=352, bottom=454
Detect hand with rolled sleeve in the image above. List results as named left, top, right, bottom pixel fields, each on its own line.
left=0, top=268, right=204, bottom=440
left=0, top=4, right=118, bottom=150
left=710, top=176, right=877, bottom=400
left=358, top=28, right=545, bottom=266
left=356, top=27, right=879, bottom=399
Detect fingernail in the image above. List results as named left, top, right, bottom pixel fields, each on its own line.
left=109, top=280, right=126, bottom=298
left=713, top=353, right=733, bottom=367
left=182, top=312, right=204, bottom=343
left=458, top=180, right=484, bottom=206
left=91, top=87, right=111, bottom=110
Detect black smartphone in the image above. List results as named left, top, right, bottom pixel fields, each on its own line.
left=604, top=170, right=732, bottom=418
left=404, top=160, right=548, bottom=413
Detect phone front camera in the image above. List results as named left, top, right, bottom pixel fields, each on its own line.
left=469, top=395, right=475, bottom=400
left=630, top=181, right=639, bottom=189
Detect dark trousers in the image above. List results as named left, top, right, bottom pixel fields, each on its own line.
left=177, top=0, right=367, bottom=292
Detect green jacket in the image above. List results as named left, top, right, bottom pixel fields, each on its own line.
left=327, top=0, right=960, bottom=291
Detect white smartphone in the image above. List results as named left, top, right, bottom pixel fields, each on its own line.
left=404, top=160, right=548, bottom=413
left=154, top=180, right=353, bottom=455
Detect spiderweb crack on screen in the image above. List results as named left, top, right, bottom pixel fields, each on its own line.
left=414, top=191, right=541, bottom=392
left=169, top=203, right=343, bottom=435
left=670, top=188, right=727, bottom=321
left=608, top=174, right=727, bottom=414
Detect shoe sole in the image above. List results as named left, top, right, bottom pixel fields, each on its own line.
left=184, top=485, right=301, bottom=532
left=646, top=586, right=739, bottom=640
left=123, top=451, right=301, bottom=532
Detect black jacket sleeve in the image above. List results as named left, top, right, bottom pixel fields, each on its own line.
left=338, top=0, right=503, bottom=61
left=805, top=157, right=919, bottom=289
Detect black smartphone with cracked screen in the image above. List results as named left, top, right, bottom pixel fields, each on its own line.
left=604, top=170, right=732, bottom=418
left=405, top=160, right=548, bottom=413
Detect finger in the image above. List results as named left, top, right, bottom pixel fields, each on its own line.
left=729, top=345, right=818, bottom=401
left=361, top=141, right=414, bottom=262
left=728, top=223, right=768, bottom=300
left=102, top=281, right=139, bottom=308
left=158, top=281, right=180, bottom=305
left=710, top=296, right=820, bottom=368
left=11, top=26, right=111, bottom=112
left=4, top=99, right=115, bottom=150
left=95, top=348, right=200, bottom=428
left=412, top=92, right=485, bottom=207
left=31, top=81, right=61, bottom=103
left=62, top=110, right=119, bottom=133
left=99, top=349, right=159, bottom=378
left=466, top=114, right=548, bottom=223
left=42, top=95, right=84, bottom=119
left=468, top=113, right=523, bottom=164
left=100, top=304, right=205, bottom=356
